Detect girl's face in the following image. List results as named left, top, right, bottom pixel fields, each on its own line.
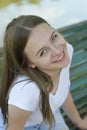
left=24, top=23, right=70, bottom=76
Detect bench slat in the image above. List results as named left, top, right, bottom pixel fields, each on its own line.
left=71, top=50, right=87, bottom=67
left=70, top=61, right=87, bottom=78
left=71, top=74, right=87, bottom=91
left=58, top=20, right=87, bottom=129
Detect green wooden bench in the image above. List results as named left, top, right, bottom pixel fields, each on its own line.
left=0, top=20, right=87, bottom=130
left=58, top=20, right=87, bottom=129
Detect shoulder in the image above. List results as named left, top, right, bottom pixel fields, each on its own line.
left=9, top=75, right=40, bottom=98
left=12, top=75, right=39, bottom=92
left=8, top=75, right=40, bottom=111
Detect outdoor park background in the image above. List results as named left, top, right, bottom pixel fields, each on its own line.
left=0, top=0, right=87, bottom=47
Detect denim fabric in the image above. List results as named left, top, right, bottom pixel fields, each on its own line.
left=0, top=113, right=6, bottom=130
left=24, top=122, right=69, bottom=130
left=24, top=124, right=40, bottom=130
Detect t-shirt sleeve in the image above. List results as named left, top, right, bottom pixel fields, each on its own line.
left=8, top=80, right=40, bottom=112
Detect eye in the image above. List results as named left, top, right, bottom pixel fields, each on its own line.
left=40, top=49, right=47, bottom=56
left=52, top=34, right=58, bottom=41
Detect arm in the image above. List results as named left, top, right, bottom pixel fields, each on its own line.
left=6, top=105, right=32, bottom=130
left=62, top=91, right=87, bottom=129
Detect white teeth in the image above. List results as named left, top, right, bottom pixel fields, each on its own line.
left=56, top=53, right=64, bottom=61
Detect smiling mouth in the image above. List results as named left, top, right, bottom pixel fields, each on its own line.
left=53, top=52, right=65, bottom=63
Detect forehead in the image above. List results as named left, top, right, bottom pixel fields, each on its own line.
left=24, top=23, right=54, bottom=56
left=29, top=23, right=54, bottom=44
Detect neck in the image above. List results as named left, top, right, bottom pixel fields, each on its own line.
left=50, top=69, right=61, bottom=95
left=50, top=69, right=61, bottom=82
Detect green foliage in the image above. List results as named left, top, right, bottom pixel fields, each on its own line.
left=0, top=0, right=21, bottom=8
left=0, top=0, right=41, bottom=8
left=28, top=0, right=40, bottom=4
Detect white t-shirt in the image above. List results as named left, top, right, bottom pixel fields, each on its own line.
left=8, top=42, right=73, bottom=127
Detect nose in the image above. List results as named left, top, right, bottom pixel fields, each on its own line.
left=51, top=46, right=60, bottom=57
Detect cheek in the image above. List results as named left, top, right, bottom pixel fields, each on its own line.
left=38, top=56, right=52, bottom=66
left=42, top=57, right=51, bottom=64
left=30, top=59, right=46, bottom=68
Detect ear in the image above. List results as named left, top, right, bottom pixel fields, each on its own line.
left=28, top=63, right=36, bottom=68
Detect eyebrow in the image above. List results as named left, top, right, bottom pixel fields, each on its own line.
left=36, top=30, right=55, bottom=56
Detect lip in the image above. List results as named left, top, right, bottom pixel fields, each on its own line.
left=53, top=51, right=65, bottom=63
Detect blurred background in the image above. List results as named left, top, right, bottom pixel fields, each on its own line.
left=0, top=0, right=87, bottom=47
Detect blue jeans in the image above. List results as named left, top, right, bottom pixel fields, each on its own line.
left=0, top=110, right=6, bottom=130
left=0, top=109, right=69, bottom=130
left=25, top=123, right=69, bottom=130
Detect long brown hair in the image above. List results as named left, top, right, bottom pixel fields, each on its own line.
left=0, top=15, right=54, bottom=128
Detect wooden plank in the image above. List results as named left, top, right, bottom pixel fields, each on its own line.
left=75, top=97, right=87, bottom=110
left=72, top=40, right=87, bottom=52
left=70, top=74, right=87, bottom=91
left=70, top=61, right=87, bottom=78
left=65, top=38, right=87, bottom=48
left=72, top=87, right=87, bottom=101
left=58, top=20, right=87, bottom=36
left=65, top=29, right=87, bottom=41
left=71, top=50, right=87, bottom=67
